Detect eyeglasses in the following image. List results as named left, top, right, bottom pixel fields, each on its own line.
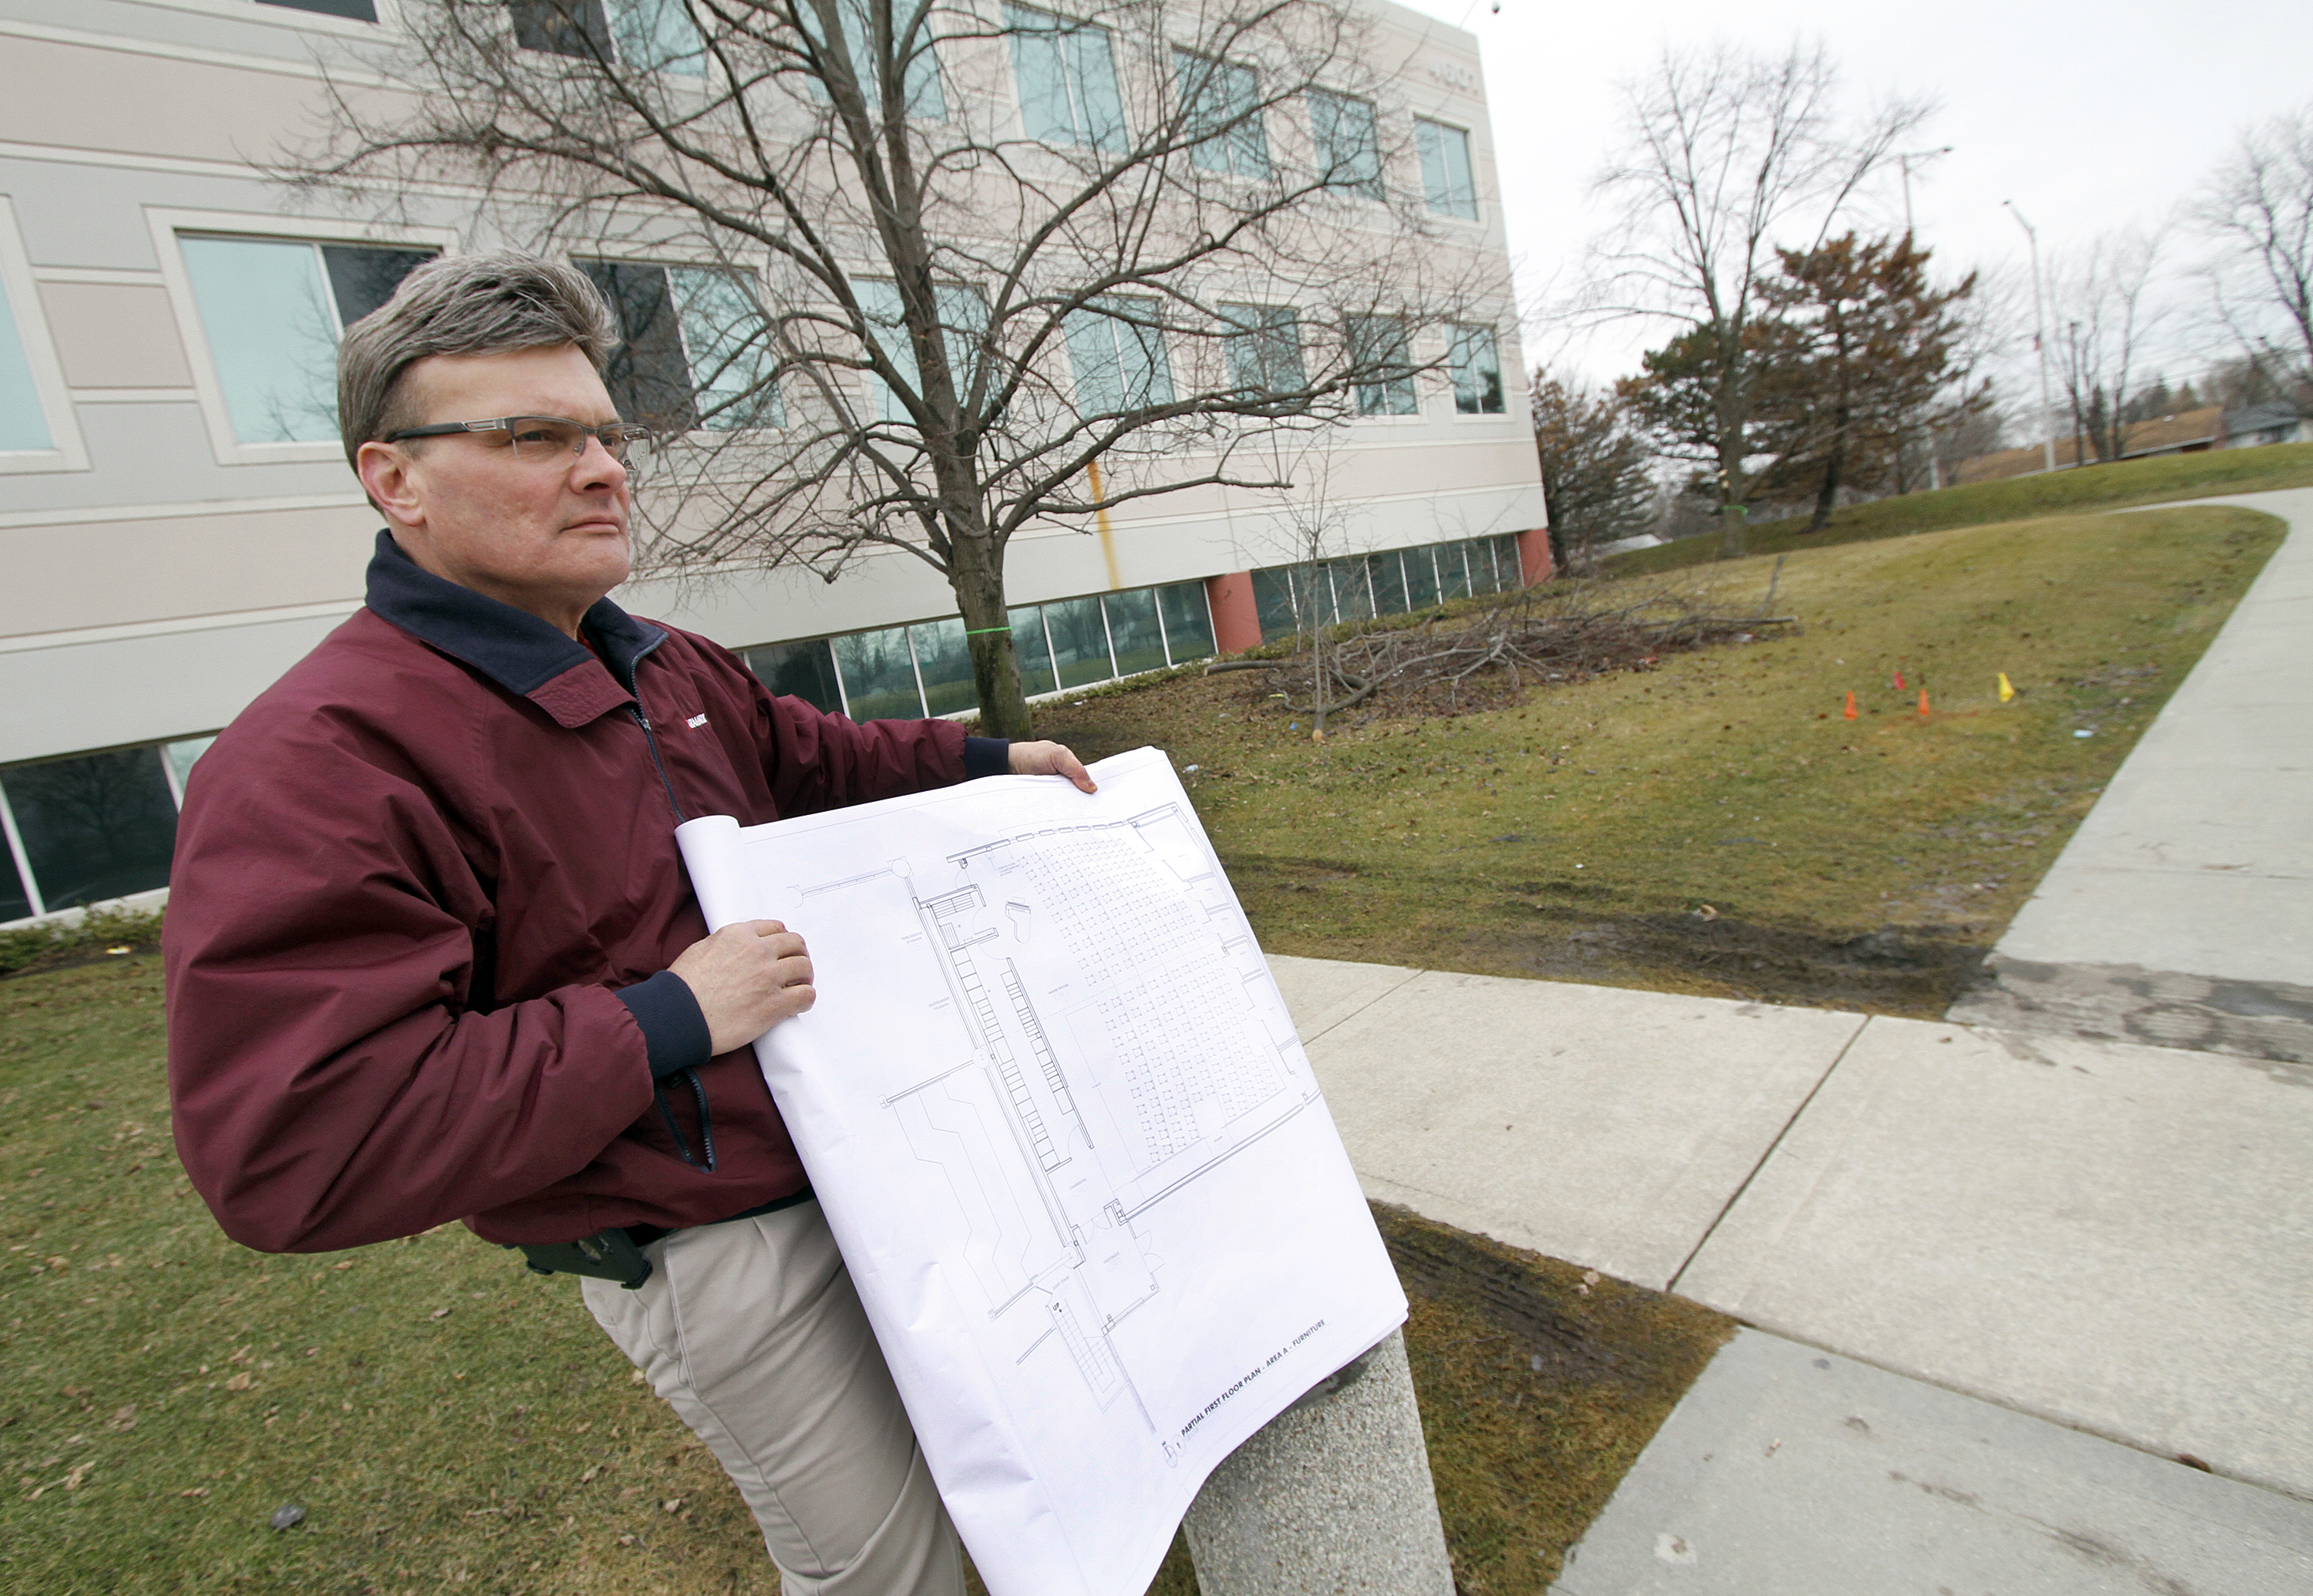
left=381, top=416, right=658, bottom=477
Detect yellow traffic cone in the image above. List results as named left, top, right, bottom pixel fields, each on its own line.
left=1998, top=672, right=2016, bottom=702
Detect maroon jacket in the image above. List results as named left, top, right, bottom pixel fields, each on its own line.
left=165, top=533, right=1004, bottom=1254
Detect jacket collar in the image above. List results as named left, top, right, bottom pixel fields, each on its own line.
left=363, top=530, right=668, bottom=729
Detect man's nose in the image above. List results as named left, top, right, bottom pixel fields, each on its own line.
left=574, top=432, right=628, bottom=489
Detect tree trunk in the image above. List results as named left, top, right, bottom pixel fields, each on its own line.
left=951, top=530, right=1033, bottom=739
left=1806, top=409, right=1848, bottom=533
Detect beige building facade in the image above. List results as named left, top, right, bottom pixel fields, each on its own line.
left=0, top=0, right=1544, bottom=923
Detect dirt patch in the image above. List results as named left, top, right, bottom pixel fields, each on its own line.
left=1377, top=1204, right=1735, bottom=1593
left=1483, top=907, right=1992, bottom=1015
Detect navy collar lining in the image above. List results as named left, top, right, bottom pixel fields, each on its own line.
left=364, top=530, right=667, bottom=699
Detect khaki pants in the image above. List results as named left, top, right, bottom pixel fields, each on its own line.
left=581, top=1202, right=962, bottom=1596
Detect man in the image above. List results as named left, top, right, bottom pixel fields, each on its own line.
left=163, top=252, right=1093, bottom=1596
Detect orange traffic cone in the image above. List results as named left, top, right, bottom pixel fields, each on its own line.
left=1893, top=668, right=1906, bottom=689
left=1917, top=688, right=1931, bottom=718
left=1843, top=691, right=1857, bottom=720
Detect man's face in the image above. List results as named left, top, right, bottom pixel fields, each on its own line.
left=363, top=344, right=633, bottom=632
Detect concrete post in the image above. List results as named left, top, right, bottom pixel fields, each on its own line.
left=1181, top=1331, right=1456, bottom=1595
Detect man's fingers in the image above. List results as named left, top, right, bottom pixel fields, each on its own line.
left=1008, top=739, right=1097, bottom=793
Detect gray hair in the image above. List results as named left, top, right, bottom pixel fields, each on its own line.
left=336, top=251, right=616, bottom=466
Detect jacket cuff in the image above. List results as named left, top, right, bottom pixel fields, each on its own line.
left=962, top=736, right=1012, bottom=780
left=615, top=970, right=715, bottom=1079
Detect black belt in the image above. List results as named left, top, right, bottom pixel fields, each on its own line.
left=512, top=1187, right=815, bottom=1290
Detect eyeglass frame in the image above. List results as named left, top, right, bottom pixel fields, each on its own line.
left=379, top=414, right=658, bottom=470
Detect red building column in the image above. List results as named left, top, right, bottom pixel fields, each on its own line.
left=1204, top=571, right=1264, bottom=654
left=1516, top=526, right=1555, bottom=587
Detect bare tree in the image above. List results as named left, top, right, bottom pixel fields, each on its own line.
left=299, top=0, right=1497, bottom=735
left=2191, top=101, right=2313, bottom=402
left=2048, top=230, right=2167, bottom=463
left=1579, top=41, right=1930, bottom=556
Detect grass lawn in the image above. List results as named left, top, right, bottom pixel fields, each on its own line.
left=1607, top=439, right=2313, bottom=577
left=2, top=961, right=1721, bottom=1594
left=1039, top=503, right=2284, bottom=1013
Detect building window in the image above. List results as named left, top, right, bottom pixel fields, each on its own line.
left=0, top=268, right=52, bottom=453
left=853, top=278, right=988, bottom=425
left=803, top=0, right=945, bottom=118
left=1415, top=119, right=1477, bottom=221
left=1219, top=303, right=1306, bottom=399
left=1005, top=4, right=1126, bottom=150
left=910, top=618, right=979, bottom=716
left=1065, top=298, right=1174, bottom=415
left=1448, top=324, right=1504, bottom=414
left=1345, top=315, right=1417, bottom=417
left=1156, top=581, right=1217, bottom=662
left=513, top=0, right=706, bottom=74
left=580, top=260, right=784, bottom=433
left=831, top=627, right=925, bottom=721
left=1173, top=51, right=1269, bottom=178
left=1308, top=89, right=1382, bottom=201
left=0, top=749, right=178, bottom=917
left=1042, top=595, right=1115, bottom=690
left=257, top=0, right=379, bottom=19
left=743, top=639, right=843, bottom=714
left=180, top=236, right=434, bottom=446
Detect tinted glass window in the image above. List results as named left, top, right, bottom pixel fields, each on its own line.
left=1065, top=298, right=1173, bottom=415
left=1402, top=544, right=1440, bottom=608
left=1005, top=4, right=1126, bottom=150
left=1308, top=89, right=1382, bottom=200
left=745, top=639, right=843, bottom=714
left=2, top=748, right=178, bottom=912
left=1346, top=315, right=1416, bottom=417
left=1416, top=119, right=1477, bottom=220
left=1251, top=566, right=1301, bottom=641
left=0, top=268, right=52, bottom=453
left=513, top=0, right=611, bottom=57
left=0, top=839, right=29, bottom=921
left=1156, top=581, right=1214, bottom=662
left=1449, top=324, right=1504, bottom=414
left=258, top=0, right=379, bottom=18
left=607, top=0, right=708, bottom=76
left=1328, top=560, right=1372, bottom=621
left=804, top=0, right=943, bottom=115
left=1009, top=606, right=1058, bottom=697
left=1367, top=551, right=1408, bottom=615
left=831, top=628, right=924, bottom=720
left=911, top=618, right=978, bottom=716
left=1219, top=303, right=1305, bottom=399
left=1043, top=595, right=1113, bottom=689
left=668, top=268, right=784, bottom=429
left=182, top=237, right=434, bottom=445
left=1438, top=541, right=1470, bottom=601
left=1174, top=51, right=1268, bottom=177
left=856, top=278, right=988, bottom=424
left=1103, top=588, right=1167, bottom=677
left=580, top=260, right=699, bottom=432
left=322, top=245, right=434, bottom=328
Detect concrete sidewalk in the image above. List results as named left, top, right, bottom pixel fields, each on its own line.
left=1271, top=488, right=2313, bottom=1586
left=1950, top=487, right=2313, bottom=1060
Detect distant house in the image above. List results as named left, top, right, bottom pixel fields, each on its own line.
left=2221, top=404, right=2312, bottom=449
left=1954, top=405, right=2224, bottom=486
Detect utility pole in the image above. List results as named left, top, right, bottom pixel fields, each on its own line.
left=2004, top=200, right=2059, bottom=475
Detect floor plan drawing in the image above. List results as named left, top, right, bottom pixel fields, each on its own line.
left=675, top=749, right=1407, bottom=1596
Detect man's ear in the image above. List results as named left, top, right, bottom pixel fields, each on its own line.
left=356, top=440, right=423, bottom=528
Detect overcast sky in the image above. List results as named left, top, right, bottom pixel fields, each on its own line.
left=1391, top=0, right=2313, bottom=395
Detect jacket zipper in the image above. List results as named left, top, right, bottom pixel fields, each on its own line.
left=615, top=643, right=709, bottom=1170
left=628, top=705, right=688, bottom=825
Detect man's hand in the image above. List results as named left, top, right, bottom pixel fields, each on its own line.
left=668, top=920, right=815, bottom=1053
left=1008, top=740, right=1096, bottom=793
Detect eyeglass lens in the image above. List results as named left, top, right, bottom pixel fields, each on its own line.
left=505, top=417, right=654, bottom=470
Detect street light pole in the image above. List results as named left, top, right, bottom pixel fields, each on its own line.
left=1894, top=146, right=1954, bottom=238
left=2004, top=200, right=2059, bottom=475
